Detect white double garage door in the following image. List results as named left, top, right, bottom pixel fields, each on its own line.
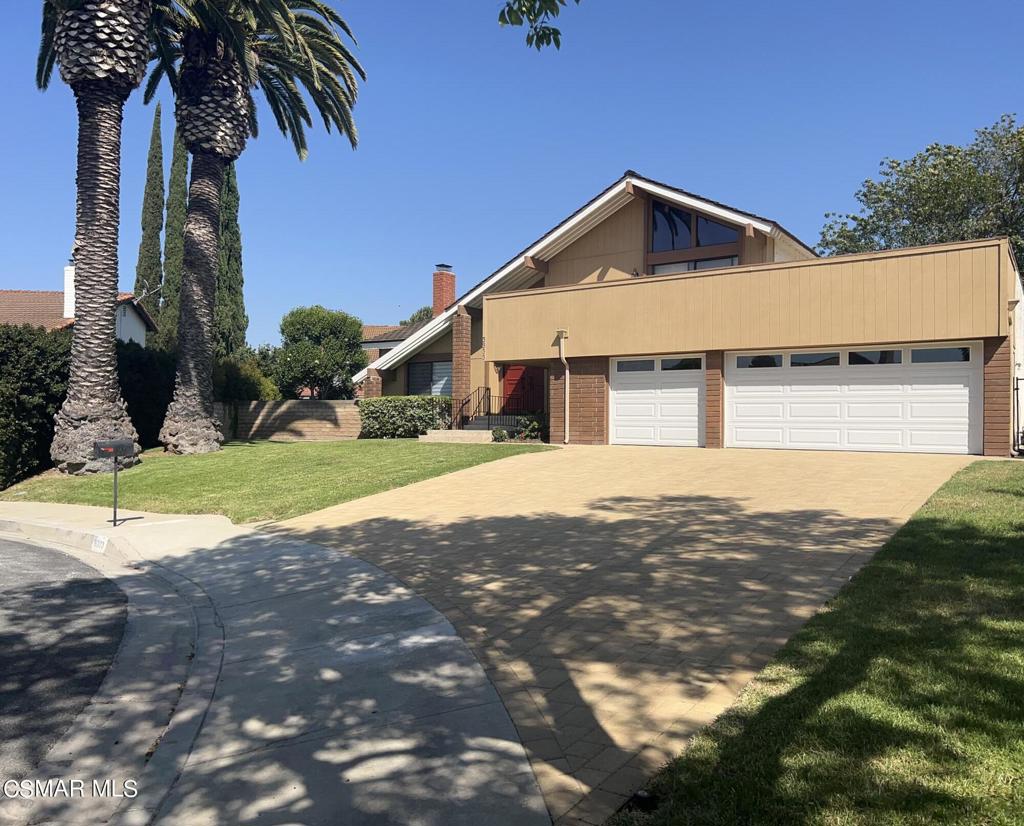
left=609, top=342, right=983, bottom=454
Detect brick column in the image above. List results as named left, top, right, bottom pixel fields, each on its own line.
left=452, top=306, right=472, bottom=406
left=363, top=368, right=383, bottom=399
left=705, top=351, right=725, bottom=448
left=548, top=357, right=609, bottom=444
left=983, top=337, right=1013, bottom=456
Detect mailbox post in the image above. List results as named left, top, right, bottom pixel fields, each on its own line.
left=93, top=440, right=134, bottom=526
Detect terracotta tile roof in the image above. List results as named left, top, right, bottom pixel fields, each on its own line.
left=0, top=289, right=158, bottom=333
left=362, top=324, right=403, bottom=341
left=363, top=319, right=432, bottom=343
left=0, top=290, right=69, bottom=330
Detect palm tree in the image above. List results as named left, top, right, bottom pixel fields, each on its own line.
left=38, top=0, right=152, bottom=473
left=156, top=1, right=364, bottom=453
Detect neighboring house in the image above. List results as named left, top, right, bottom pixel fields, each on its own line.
left=358, top=265, right=457, bottom=396
left=356, top=170, right=1024, bottom=456
left=0, top=262, right=157, bottom=346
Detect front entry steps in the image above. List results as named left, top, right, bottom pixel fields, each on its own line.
left=419, top=429, right=493, bottom=443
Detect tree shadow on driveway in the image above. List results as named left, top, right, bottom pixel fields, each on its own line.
left=275, top=493, right=900, bottom=823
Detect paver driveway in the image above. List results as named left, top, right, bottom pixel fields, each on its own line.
left=278, top=446, right=972, bottom=825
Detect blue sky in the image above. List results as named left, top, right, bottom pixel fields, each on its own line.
left=1, top=1, right=1021, bottom=346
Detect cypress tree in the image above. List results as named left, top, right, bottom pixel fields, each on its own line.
left=156, top=128, right=188, bottom=351
left=214, top=163, right=248, bottom=358
left=133, top=104, right=164, bottom=309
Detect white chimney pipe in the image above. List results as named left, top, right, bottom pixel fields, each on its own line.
left=63, top=262, right=75, bottom=319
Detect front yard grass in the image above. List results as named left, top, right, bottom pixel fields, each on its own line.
left=0, top=440, right=552, bottom=523
left=611, top=459, right=1024, bottom=826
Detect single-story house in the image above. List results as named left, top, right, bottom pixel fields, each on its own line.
left=0, top=262, right=157, bottom=346
left=356, top=171, right=1023, bottom=456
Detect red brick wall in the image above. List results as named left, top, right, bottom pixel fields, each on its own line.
left=705, top=351, right=724, bottom=448
left=433, top=270, right=456, bottom=317
left=363, top=368, right=383, bottom=399
left=452, top=307, right=472, bottom=405
left=215, top=401, right=361, bottom=441
left=983, top=336, right=1012, bottom=456
left=549, top=357, right=609, bottom=444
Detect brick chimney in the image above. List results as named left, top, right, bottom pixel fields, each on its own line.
left=432, top=264, right=456, bottom=318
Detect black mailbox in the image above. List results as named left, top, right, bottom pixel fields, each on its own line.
left=94, top=439, right=135, bottom=460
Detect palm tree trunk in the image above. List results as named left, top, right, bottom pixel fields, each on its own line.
left=50, top=82, right=140, bottom=474
left=159, top=149, right=226, bottom=453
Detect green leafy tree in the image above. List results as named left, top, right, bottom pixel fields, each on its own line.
left=214, top=163, right=248, bottom=357
left=399, top=305, right=433, bottom=326
left=820, top=116, right=1024, bottom=262
left=274, top=306, right=367, bottom=400
left=498, top=0, right=582, bottom=49
left=0, top=325, right=72, bottom=489
left=155, top=128, right=189, bottom=351
left=134, top=103, right=165, bottom=315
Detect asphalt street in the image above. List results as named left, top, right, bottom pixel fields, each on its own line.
left=0, top=537, right=126, bottom=779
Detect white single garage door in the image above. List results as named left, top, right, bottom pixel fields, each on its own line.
left=609, top=355, right=705, bottom=446
left=725, top=343, right=983, bottom=454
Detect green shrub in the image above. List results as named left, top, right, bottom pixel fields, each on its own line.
left=117, top=342, right=175, bottom=448
left=492, top=428, right=509, bottom=442
left=359, top=396, right=452, bottom=439
left=0, top=325, right=71, bottom=490
left=513, top=414, right=546, bottom=441
left=214, top=355, right=281, bottom=402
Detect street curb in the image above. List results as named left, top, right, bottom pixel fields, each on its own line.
left=0, top=518, right=224, bottom=826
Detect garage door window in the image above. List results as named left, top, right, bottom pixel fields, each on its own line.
left=849, top=349, right=902, bottom=365
left=617, top=359, right=656, bottom=372
left=661, top=357, right=702, bottom=371
left=911, top=347, right=971, bottom=363
left=790, top=352, right=840, bottom=367
left=736, top=354, right=782, bottom=368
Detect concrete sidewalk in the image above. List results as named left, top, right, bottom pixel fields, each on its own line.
left=0, top=503, right=548, bottom=826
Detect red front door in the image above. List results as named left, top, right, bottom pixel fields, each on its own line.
left=502, top=365, right=545, bottom=412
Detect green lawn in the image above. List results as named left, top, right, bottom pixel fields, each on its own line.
left=0, top=440, right=552, bottom=523
left=611, top=460, right=1024, bottom=826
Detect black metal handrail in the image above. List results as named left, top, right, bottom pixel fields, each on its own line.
left=454, top=387, right=544, bottom=430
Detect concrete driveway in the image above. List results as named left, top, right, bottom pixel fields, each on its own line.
left=278, top=446, right=972, bottom=825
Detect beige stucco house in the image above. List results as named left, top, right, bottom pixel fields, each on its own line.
left=355, top=171, right=1023, bottom=456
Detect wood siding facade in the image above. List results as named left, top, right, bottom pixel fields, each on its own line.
left=484, top=239, right=1016, bottom=363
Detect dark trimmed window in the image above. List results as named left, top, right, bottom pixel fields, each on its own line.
left=617, top=359, right=656, bottom=372
left=911, top=347, right=970, bottom=363
left=737, top=354, right=782, bottom=368
left=408, top=361, right=452, bottom=395
left=849, top=349, right=902, bottom=365
left=697, top=215, right=739, bottom=247
left=651, top=202, right=692, bottom=252
left=791, top=352, right=840, bottom=367
left=661, top=357, right=702, bottom=371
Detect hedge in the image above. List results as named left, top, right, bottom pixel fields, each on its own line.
left=359, top=396, right=452, bottom=439
left=117, top=342, right=176, bottom=448
left=0, top=325, right=72, bottom=490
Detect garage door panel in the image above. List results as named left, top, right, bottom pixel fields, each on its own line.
left=734, top=427, right=784, bottom=446
left=846, top=402, right=904, bottom=419
left=735, top=402, right=785, bottom=418
left=789, top=402, right=842, bottom=419
left=907, top=402, right=969, bottom=420
left=847, top=429, right=904, bottom=447
left=610, top=356, right=705, bottom=447
left=726, top=344, right=981, bottom=455
left=617, top=402, right=657, bottom=417
left=788, top=428, right=843, bottom=446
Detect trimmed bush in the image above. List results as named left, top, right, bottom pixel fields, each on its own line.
left=359, top=396, right=452, bottom=439
left=117, top=342, right=175, bottom=448
left=492, top=428, right=509, bottom=442
left=214, top=355, right=281, bottom=402
left=0, top=325, right=71, bottom=490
